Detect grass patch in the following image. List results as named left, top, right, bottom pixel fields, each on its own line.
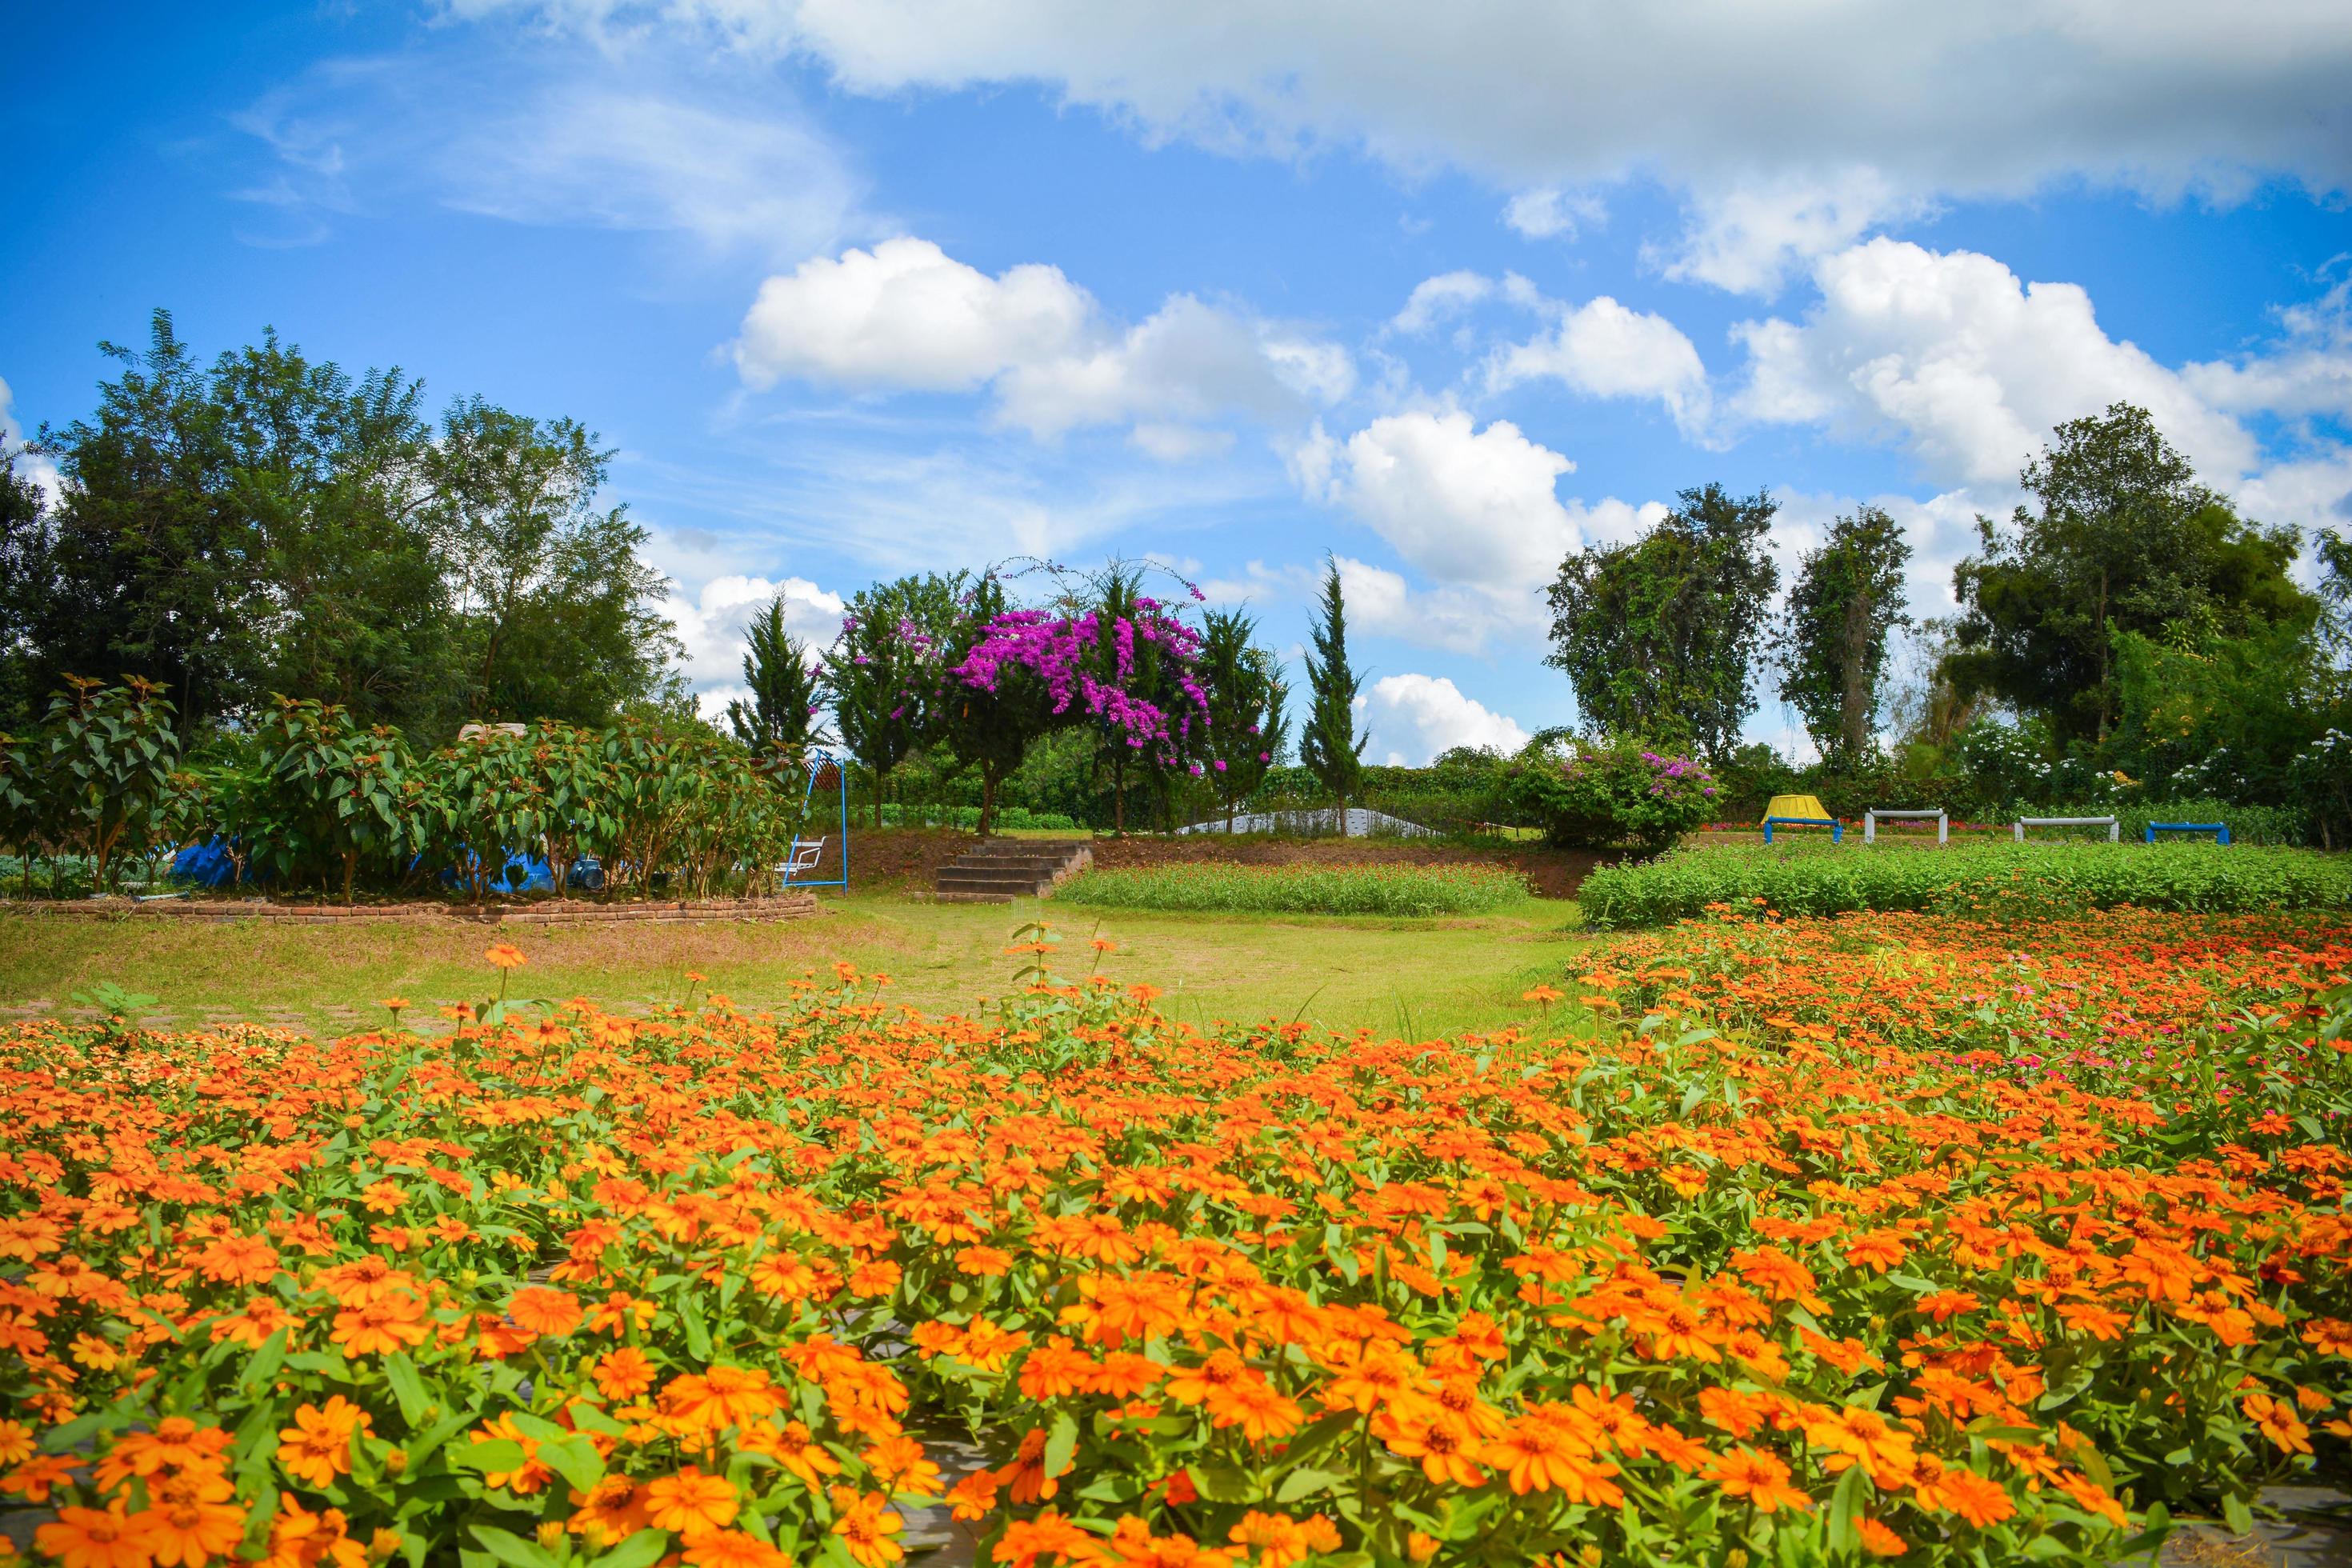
left=0, top=891, right=1581, bottom=1037
left=1578, top=838, right=2352, bottom=928
left=1056, top=860, right=1533, bottom=916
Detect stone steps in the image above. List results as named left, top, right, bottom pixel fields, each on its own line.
left=928, top=839, right=1091, bottom=903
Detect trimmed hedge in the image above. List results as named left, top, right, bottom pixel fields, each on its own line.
left=1578, top=840, right=2352, bottom=929
left=1056, top=862, right=1532, bottom=917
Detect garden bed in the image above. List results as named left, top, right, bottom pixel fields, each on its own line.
left=1578, top=838, right=2352, bottom=927
left=1054, top=860, right=1533, bottom=916
left=0, top=892, right=819, bottom=926
left=1, top=910, right=2347, bottom=1566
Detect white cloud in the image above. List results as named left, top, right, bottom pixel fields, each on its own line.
left=1388, top=270, right=1493, bottom=336
left=1732, top=238, right=2260, bottom=487
left=1486, top=294, right=1713, bottom=434
left=1298, top=410, right=1664, bottom=651
left=1359, top=673, right=1530, bottom=766
left=439, top=86, right=859, bottom=259
left=734, top=237, right=1350, bottom=443
left=663, top=573, right=847, bottom=697
left=233, top=50, right=860, bottom=257
left=450, top=1, right=2352, bottom=282
left=0, top=377, right=62, bottom=506
left=2182, top=276, right=2352, bottom=422
left=1502, top=186, right=1604, bottom=241
left=734, top=238, right=1092, bottom=392
left=1656, top=169, right=1930, bottom=296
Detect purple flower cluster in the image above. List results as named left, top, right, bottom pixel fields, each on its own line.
left=952, top=606, right=1210, bottom=764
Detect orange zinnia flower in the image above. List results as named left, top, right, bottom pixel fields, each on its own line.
left=508, top=1287, right=583, bottom=1336
left=831, top=1491, right=905, bottom=1568
left=1708, top=1447, right=1810, bottom=1514
left=38, top=1504, right=154, bottom=1568
left=484, top=943, right=528, bottom=970
left=642, top=1468, right=739, bottom=1541
left=277, top=1398, right=372, bottom=1490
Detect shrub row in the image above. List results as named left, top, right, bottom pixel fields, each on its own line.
left=1056, top=861, right=1532, bottom=917
left=877, top=803, right=1080, bottom=831
left=1578, top=839, right=2352, bottom=928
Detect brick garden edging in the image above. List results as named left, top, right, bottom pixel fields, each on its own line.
left=0, top=893, right=820, bottom=926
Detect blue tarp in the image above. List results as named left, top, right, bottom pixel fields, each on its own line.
left=170, top=836, right=244, bottom=887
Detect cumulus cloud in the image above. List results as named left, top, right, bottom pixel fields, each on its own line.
left=0, top=377, right=62, bottom=506
left=1486, top=293, right=1713, bottom=434
left=1502, top=186, right=1604, bottom=241
left=1388, top=270, right=1493, bottom=336
left=1296, top=411, right=1663, bottom=651
left=734, top=237, right=1350, bottom=443
left=449, top=1, right=2352, bottom=283
left=1731, top=238, right=2260, bottom=487
left=1656, top=169, right=1930, bottom=296
left=1358, top=673, right=1530, bottom=766
left=734, top=238, right=1091, bottom=391
left=663, top=574, right=847, bottom=718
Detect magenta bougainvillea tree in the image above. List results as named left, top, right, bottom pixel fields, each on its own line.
left=950, top=566, right=1213, bottom=831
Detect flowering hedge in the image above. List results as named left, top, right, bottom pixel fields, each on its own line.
left=1503, top=738, right=1718, bottom=851
left=2, top=911, right=2350, bottom=1568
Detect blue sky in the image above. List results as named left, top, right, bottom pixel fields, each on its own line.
left=6, top=2, right=2350, bottom=762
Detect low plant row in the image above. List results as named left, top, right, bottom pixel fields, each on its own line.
left=1578, top=839, right=2352, bottom=928
left=1056, top=861, right=1534, bottom=917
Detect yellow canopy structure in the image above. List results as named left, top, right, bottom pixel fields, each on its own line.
left=1763, top=794, right=1833, bottom=823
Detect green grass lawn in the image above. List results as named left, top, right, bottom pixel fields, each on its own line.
left=0, top=893, right=1592, bottom=1039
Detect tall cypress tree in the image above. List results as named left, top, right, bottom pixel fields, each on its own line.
left=1299, top=556, right=1366, bottom=816
left=726, top=596, right=826, bottom=757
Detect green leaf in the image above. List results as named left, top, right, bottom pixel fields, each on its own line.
left=681, top=1294, right=713, bottom=1362
left=451, top=1439, right=529, bottom=1474
left=239, top=1328, right=289, bottom=1392
left=1274, top=1466, right=1349, bottom=1504
left=1042, top=1410, right=1080, bottom=1480
left=384, top=1353, right=428, bottom=1428
left=537, top=1434, right=604, bottom=1494
left=586, top=1531, right=673, bottom=1568
left=468, top=1526, right=561, bottom=1568
left=1188, top=1464, right=1256, bottom=1503
left=2222, top=1492, right=2255, bottom=1538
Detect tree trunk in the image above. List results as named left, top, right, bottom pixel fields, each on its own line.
left=978, top=767, right=998, bottom=838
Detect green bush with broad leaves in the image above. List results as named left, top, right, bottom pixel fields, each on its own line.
left=0, top=679, right=809, bottom=901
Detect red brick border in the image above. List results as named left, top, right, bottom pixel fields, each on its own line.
left=0, top=894, right=820, bottom=926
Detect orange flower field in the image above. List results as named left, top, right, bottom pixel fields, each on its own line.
left=4, top=909, right=2351, bottom=1568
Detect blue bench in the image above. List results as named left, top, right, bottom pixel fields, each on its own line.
left=2146, top=821, right=2230, bottom=846
left=1762, top=816, right=1842, bottom=845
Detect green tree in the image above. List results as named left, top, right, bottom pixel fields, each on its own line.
left=1545, top=483, right=1780, bottom=758
left=1197, top=606, right=1288, bottom=830
left=1950, top=402, right=2314, bottom=742
left=935, top=574, right=1054, bottom=836
left=1779, top=504, right=1911, bottom=762
left=726, top=597, right=829, bottom=757
left=824, top=574, right=962, bottom=826
left=30, top=312, right=261, bottom=725
left=422, top=399, right=685, bottom=730
left=1299, top=557, right=1366, bottom=814
left=0, top=442, right=58, bottom=731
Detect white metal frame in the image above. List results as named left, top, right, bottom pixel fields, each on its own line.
left=2014, top=815, right=2119, bottom=842
left=1863, top=808, right=1947, bottom=844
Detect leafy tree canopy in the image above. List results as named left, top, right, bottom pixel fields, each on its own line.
left=1950, top=402, right=2314, bottom=743
left=1545, top=482, right=1780, bottom=759
left=1779, top=504, right=1910, bottom=762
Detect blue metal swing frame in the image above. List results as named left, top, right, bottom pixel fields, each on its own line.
left=783, top=749, right=852, bottom=890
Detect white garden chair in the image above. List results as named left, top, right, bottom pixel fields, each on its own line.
left=780, top=837, right=828, bottom=882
